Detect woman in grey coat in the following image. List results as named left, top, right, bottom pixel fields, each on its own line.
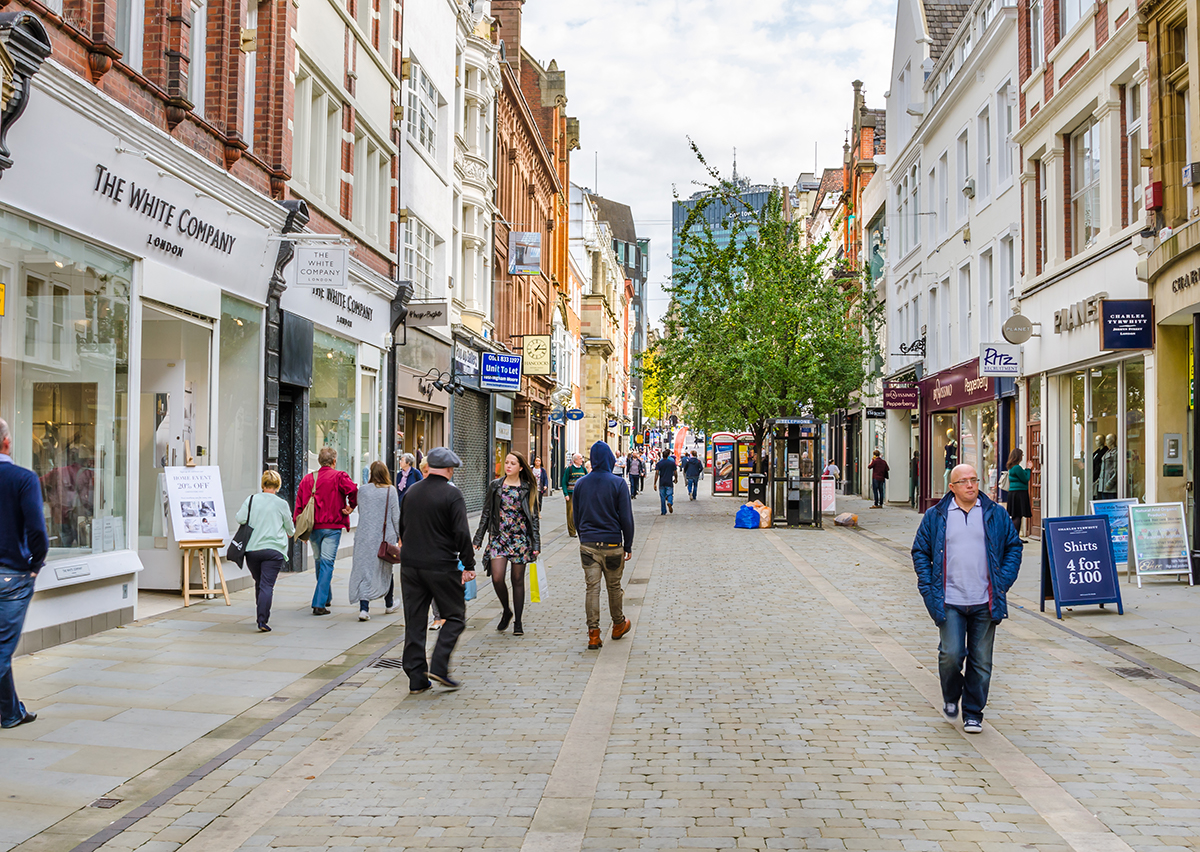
left=349, top=461, right=400, bottom=621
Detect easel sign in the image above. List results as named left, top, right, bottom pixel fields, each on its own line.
left=1090, top=497, right=1138, bottom=569
left=163, top=466, right=230, bottom=544
left=1128, top=502, right=1194, bottom=588
left=1041, top=515, right=1124, bottom=620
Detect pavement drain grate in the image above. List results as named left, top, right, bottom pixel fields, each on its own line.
left=1112, top=666, right=1158, bottom=680
left=372, top=658, right=406, bottom=669
left=89, top=798, right=123, bottom=809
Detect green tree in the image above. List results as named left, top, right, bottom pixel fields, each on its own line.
left=652, top=148, right=872, bottom=469
left=641, top=349, right=670, bottom=427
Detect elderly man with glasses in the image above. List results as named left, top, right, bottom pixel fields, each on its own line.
left=911, top=463, right=1023, bottom=734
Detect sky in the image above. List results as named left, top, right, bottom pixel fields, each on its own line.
left=519, top=0, right=898, bottom=330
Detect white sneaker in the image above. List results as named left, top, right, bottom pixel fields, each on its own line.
left=385, top=605, right=399, bottom=614
left=358, top=611, right=370, bottom=621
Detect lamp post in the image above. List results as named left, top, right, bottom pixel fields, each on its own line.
left=384, top=281, right=413, bottom=474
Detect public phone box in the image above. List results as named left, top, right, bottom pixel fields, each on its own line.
left=769, top=418, right=823, bottom=528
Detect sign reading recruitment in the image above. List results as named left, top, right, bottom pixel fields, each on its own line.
left=1100, top=299, right=1154, bottom=350
left=1090, top=498, right=1139, bottom=566
left=980, top=342, right=1021, bottom=377
left=1128, top=502, right=1194, bottom=587
left=163, top=466, right=230, bottom=544
left=1040, top=515, right=1124, bottom=619
left=480, top=352, right=522, bottom=391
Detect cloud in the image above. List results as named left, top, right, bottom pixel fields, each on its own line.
left=519, top=0, right=898, bottom=326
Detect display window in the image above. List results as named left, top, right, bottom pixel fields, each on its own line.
left=961, top=403, right=997, bottom=494
left=311, top=330, right=357, bottom=476
left=218, top=295, right=263, bottom=528
left=929, top=412, right=958, bottom=499
left=0, top=208, right=132, bottom=558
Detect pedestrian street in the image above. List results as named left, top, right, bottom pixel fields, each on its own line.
left=5, top=492, right=1200, bottom=852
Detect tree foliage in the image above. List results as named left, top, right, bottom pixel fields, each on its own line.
left=651, top=146, right=872, bottom=466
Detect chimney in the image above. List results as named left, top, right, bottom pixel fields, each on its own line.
left=492, top=0, right=524, bottom=74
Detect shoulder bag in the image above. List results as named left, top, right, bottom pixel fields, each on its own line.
left=294, top=468, right=319, bottom=542
left=377, top=490, right=402, bottom=564
left=998, top=470, right=1010, bottom=491
left=227, top=495, right=254, bottom=567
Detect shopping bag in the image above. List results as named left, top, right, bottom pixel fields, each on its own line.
left=463, top=577, right=477, bottom=602
left=528, top=560, right=544, bottom=603
left=734, top=505, right=760, bottom=529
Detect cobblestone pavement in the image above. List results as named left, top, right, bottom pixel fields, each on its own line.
left=5, top=488, right=1200, bottom=852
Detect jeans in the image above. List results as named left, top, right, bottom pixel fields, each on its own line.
left=629, top=475, right=641, bottom=497
left=871, top=479, right=886, bottom=506
left=938, top=603, right=997, bottom=718
left=309, top=528, right=341, bottom=608
left=686, top=476, right=699, bottom=499
left=579, top=542, right=625, bottom=630
left=360, top=577, right=395, bottom=612
left=245, top=550, right=286, bottom=629
left=0, top=568, right=36, bottom=727
left=659, top=485, right=674, bottom=514
left=400, top=565, right=466, bottom=689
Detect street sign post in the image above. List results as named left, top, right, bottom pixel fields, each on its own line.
left=1040, top=515, right=1124, bottom=619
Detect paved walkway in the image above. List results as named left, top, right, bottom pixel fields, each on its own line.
left=4, top=486, right=1200, bottom=851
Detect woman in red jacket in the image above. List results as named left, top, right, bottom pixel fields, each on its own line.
left=294, top=447, right=358, bottom=615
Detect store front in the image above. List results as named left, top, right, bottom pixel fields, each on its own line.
left=395, top=326, right=451, bottom=469
left=451, top=337, right=491, bottom=513
left=919, top=358, right=996, bottom=511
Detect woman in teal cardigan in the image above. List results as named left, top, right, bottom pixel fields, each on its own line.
left=1005, top=448, right=1032, bottom=542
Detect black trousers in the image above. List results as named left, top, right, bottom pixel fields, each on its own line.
left=401, top=565, right=467, bottom=688
left=245, top=549, right=286, bottom=628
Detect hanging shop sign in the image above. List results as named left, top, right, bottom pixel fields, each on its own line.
left=523, top=334, right=552, bottom=375
left=163, top=466, right=230, bottom=544
left=549, top=408, right=566, bottom=425
left=480, top=352, right=523, bottom=392
left=980, top=342, right=1021, bottom=377
left=405, top=300, right=450, bottom=328
left=508, top=232, right=542, bottom=274
left=1001, top=314, right=1034, bottom=344
left=919, top=358, right=993, bottom=411
left=454, top=343, right=479, bottom=377
left=1040, top=515, right=1124, bottom=620
left=883, top=383, right=919, bottom=410
left=864, top=408, right=886, bottom=419
left=1099, top=299, right=1154, bottom=350
left=294, top=246, right=349, bottom=290
left=1089, top=498, right=1139, bottom=565
left=566, top=408, right=585, bottom=421
left=1128, top=503, right=1194, bottom=587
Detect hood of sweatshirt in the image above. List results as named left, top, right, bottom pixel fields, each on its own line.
left=589, top=441, right=616, bottom=473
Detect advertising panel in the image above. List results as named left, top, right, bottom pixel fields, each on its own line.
left=1041, top=515, right=1123, bottom=619
left=523, top=335, right=552, bottom=375
left=1089, top=498, right=1139, bottom=566
left=508, top=232, right=542, bottom=274
left=1128, top=503, right=1194, bottom=587
left=712, top=433, right=735, bottom=494
left=163, top=466, right=230, bottom=543
left=883, top=384, right=919, bottom=409
left=980, top=342, right=1021, bottom=377
left=480, top=352, right=522, bottom=392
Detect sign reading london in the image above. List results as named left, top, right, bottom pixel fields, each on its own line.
left=295, top=247, right=349, bottom=290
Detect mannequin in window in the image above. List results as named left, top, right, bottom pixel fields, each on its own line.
left=1091, top=434, right=1106, bottom=497
left=1098, top=433, right=1118, bottom=499
left=943, top=428, right=957, bottom=489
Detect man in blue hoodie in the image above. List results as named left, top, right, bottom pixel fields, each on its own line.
left=572, top=441, right=635, bottom=650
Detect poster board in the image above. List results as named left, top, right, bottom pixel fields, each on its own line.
left=1040, top=515, right=1123, bottom=619
left=1089, top=498, right=1138, bottom=567
left=1128, top=502, right=1194, bottom=587
left=820, top=477, right=836, bottom=513
left=163, top=466, right=230, bottom=544
left=712, top=440, right=734, bottom=494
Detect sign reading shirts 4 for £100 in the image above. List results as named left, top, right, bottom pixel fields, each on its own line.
left=1040, top=515, right=1124, bottom=620
left=481, top=352, right=522, bottom=392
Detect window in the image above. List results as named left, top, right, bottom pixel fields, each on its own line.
left=1001, top=235, right=1015, bottom=303
left=292, top=69, right=342, bottom=206
left=1062, top=0, right=1085, bottom=33
left=928, top=165, right=938, bottom=242
left=404, top=217, right=436, bottom=297
left=114, top=0, right=145, bottom=73
left=957, top=130, right=970, bottom=219
left=189, top=1, right=206, bottom=119
left=910, top=163, right=920, bottom=250
left=1127, top=83, right=1144, bottom=225
left=958, top=263, right=973, bottom=357
left=1030, top=0, right=1043, bottom=70
left=353, top=132, right=390, bottom=242
left=938, top=153, right=949, bottom=237
left=929, top=286, right=940, bottom=366
left=242, top=2, right=257, bottom=147
left=978, top=109, right=992, bottom=199
left=997, top=85, right=1013, bottom=184
left=979, top=250, right=994, bottom=342
left=407, top=62, right=439, bottom=157
left=897, top=183, right=907, bottom=256
left=1072, top=119, right=1101, bottom=251
left=1037, top=158, right=1048, bottom=271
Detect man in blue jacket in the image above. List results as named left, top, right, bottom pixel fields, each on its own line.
left=572, top=442, right=635, bottom=650
left=911, top=463, right=1022, bottom=734
left=0, top=417, right=49, bottom=729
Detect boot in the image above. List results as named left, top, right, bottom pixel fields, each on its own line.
left=612, top=618, right=631, bottom=640
left=587, top=628, right=603, bottom=650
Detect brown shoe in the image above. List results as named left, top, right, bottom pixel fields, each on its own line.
left=612, top=618, right=631, bottom=640
left=587, top=628, right=603, bottom=650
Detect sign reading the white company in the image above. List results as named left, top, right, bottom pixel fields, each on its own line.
left=295, top=247, right=349, bottom=290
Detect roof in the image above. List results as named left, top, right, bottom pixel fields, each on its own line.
left=923, top=1, right=971, bottom=63
left=811, top=168, right=844, bottom=217
left=590, top=194, right=637, bottom=243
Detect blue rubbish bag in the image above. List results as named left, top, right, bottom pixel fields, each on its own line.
left=734, top=504, right=760, bottom=529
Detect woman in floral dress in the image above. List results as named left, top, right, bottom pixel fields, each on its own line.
left=474, top=452, right=541, bottom=635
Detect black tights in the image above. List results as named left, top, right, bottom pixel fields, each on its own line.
left=490, top=557, right=526, bottom=621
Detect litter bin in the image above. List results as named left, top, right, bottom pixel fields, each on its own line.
left=747, top=473, right=767, bottom=503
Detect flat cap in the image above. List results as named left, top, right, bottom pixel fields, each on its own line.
left=426, top=447, right=462, bottom=468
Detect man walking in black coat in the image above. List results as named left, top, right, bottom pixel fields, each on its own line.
left=398, top=447, right=477, bottom=692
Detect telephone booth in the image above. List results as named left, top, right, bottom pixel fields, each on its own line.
left=733, top=432, right=756, bottom=497
left=711, top=431, right=736, bottom=494
left=769, top=418, right=823, bottom=528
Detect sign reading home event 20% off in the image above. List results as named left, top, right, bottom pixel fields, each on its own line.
left=480, top=353, right=523, bottom=392
left=1040, top=515, right=1124, bottom=619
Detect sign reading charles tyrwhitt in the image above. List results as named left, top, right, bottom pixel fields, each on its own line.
left=523, top=335, right=552, bottom=375
left=1040, top=515, right=1124, bottom=620
left=1099, top=299, right=1154, bottom=350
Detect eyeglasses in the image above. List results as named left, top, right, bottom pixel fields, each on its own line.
left=951, top=477, right=980, bottom=486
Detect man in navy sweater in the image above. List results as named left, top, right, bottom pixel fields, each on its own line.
left=0, top=417, right=48, bottom=729
left=572, top=442, right=635, bottom=650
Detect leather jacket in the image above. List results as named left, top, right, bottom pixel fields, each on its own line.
left=473, top=478, right=541, bottom=552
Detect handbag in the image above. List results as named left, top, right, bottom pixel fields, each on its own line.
left=999, top=470, right=1010, bottom=491
left=377, top=491, right=402, bottom=564
left=294, top=468, right=319, bottom=542
left=227, top=495, right=254, bottom=567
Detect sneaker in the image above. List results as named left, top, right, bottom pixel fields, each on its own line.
left=358, top=610, right=370, bottom=622
left=385, top=605, right=400, bottom=614
left=963, top=718, right=983, bottom=734
left=429, top=672, right=461, bottom=691
left=257, top=624, right=272, bottom=633
left=409, top=682, right=432, bottom=694
left=312, top=607, right=330, bottom=616
left=942, top=701, right=958, bottom=720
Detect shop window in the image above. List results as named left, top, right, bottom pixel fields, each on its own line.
left=930, top=412, right=958, bottom=500
left=1125, top=360, right=1146, bottom=501
left=1071, top=119, right=1101, bottom=251
left=962, top=403, right=998, bottom=494
left=360, top=371, right=377, bottom=482
left=0, top=210, right=132, bottom=558
left=311, top=330, right=357, bottom=477
left=218, top=296, right=262, bottom=532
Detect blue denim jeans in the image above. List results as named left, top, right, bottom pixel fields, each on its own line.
left=686, top=477, right=699, bottom=499
left=659, top=485, right=674, bottom=514
left=871, top=479, right=886, bottom=506
left=938, top=603, right=996, bottom=718
left=0, top=568, right=36, bottom=727
left=309, top=528, right=341, bottom=608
